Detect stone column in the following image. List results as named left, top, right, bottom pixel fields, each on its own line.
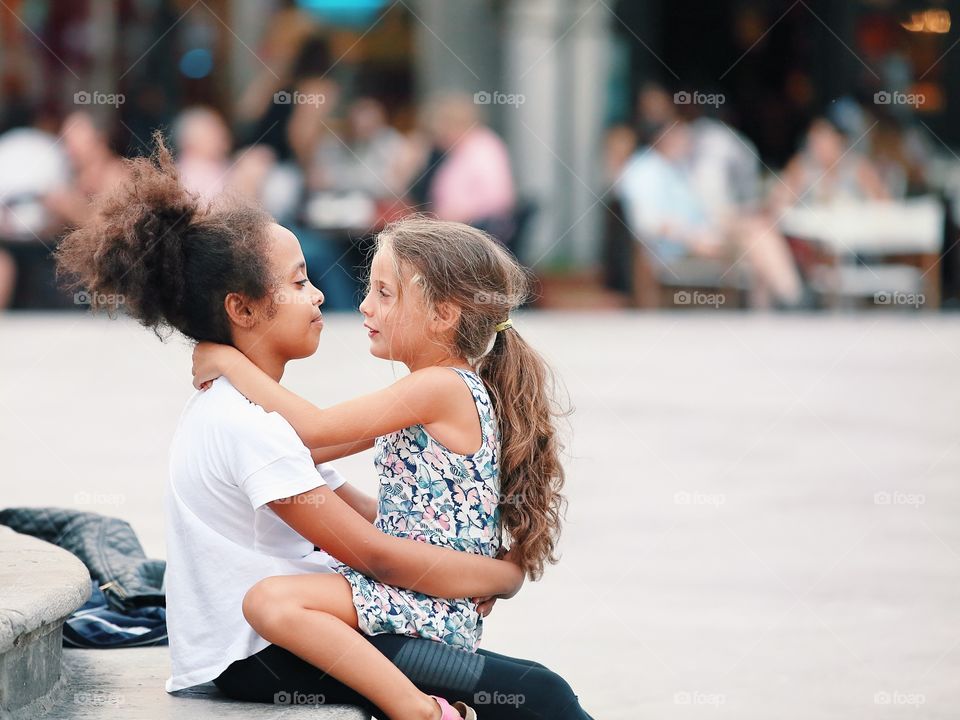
left=410, top=0, right=500, bottom=105
left=503, top=0, right=611, bottom=266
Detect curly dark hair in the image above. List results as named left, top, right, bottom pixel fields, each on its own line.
left=55, top=131, right=274, bottom=344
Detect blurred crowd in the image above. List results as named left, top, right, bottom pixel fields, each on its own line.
left=606, top=83, right=945, bottom=309
left=0, top=23, right=954, bottom=312
left=0, top=27, right=521, bottom=311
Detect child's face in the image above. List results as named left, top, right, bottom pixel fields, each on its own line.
left=359, top=247, right=434, bottom=364
left=256, top=223, right=326, bottom=360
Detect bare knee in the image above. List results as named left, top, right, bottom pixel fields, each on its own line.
left=242, top=577, right=294, bottom=638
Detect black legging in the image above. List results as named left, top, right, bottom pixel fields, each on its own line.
left=214, top=635, right=594, bottom=720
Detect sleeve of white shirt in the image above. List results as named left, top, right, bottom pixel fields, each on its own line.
left=229, top=409, right=329, bottom=510
left=316, top=462, right=346, bottom=492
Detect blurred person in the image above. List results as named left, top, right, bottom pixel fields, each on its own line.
left=603, top=124, right=638, bottom=187
left=282, top=76, right=360, bottom=311
left=688, top=114, right=763, bottom=225
left=411, top=95, right=515, bottom=239
left=234, top=6, right=323, bottom=137
left=617, top=121, right=804, bottom=308
left=869, top=116, right=932, bottom=199
left=0, top=251, right=13, bottom=308
left=173, top=106, right=232, bottom=202
left=244, top=34, right=339, bottom=163
left=635, top=81, right=678, bottom=144
left=286, top=75, right=341, bottom=171
left=772, top=117, right=889, bottom=213
left=46, top=111, right=127, bottom=227
left=0, top=120, right=71, bottom=309
left=309, top=97, right=410, bottom=198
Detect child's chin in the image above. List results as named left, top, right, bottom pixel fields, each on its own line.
left=293, top=336, right=322, bottom=358
left=368, top=343, right=392, bottom=360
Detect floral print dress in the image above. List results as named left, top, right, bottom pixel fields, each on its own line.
left=333, top=368, right=502, bottom=652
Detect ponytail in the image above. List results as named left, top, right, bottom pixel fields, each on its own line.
left=478, top=325, right=567, bottom=580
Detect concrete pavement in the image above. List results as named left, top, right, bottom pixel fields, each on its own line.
left=2, top=310, right=959, bottom=719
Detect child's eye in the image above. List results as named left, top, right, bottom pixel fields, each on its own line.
left=379, top=288, right=389, bottom=297
left=296, top=279, right=308, bottom=288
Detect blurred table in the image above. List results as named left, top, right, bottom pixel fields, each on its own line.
left=780, top=196, right=943, bottom=309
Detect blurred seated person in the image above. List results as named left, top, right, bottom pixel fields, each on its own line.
left=309, top=97, right=410, bottom=199
left=772, top=117, right=889, bottom=213
left=616, top=121, right=804, bottom=309
left=688, top=112, right=763, bottom=226
left=46, top=112, right=127, bottom=227
left=173, top=106, right=232, bottom=203
left=869, top=115, right=932, bottom=199
left=603, top=124, right=638, bottom=188
left=408, top=94, right=516, bottom=240
left=0, top=120, right=71, bottom=308
left=272, top=79, right=360, bottom=311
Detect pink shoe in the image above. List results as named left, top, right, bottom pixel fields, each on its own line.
left=430, top=696, right=477, bottom=719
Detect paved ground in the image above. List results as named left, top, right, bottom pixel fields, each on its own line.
left=2, top=310, right=959, bottom=719
left=37, top=648, right=365, bottom=719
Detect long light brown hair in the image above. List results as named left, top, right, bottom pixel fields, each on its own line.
left=376, top=216, right=567, bottom=579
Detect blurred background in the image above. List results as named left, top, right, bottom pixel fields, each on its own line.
left=1, top=0, right=960, bottom=313
left=2, top=2, right=960, bottom=719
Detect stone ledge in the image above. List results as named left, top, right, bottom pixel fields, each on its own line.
left=37, top=647, right=369, bottom=719
left=0, top=526, right=91, bottom=716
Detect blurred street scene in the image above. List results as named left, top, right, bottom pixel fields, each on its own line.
left=1, top=0, right=959, bottom=313
left=2, top=1, right=960, bottom=719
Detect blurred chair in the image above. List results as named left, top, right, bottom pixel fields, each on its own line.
left=602, top=198, right=748, bottom=308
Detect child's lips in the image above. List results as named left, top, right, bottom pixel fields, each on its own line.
left=363, top=323, right=379, bottom=337
left=311, top=313, right=324, bottom=326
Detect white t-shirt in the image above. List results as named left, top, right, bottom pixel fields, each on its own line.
left=164, top=377, right=344, bottom=692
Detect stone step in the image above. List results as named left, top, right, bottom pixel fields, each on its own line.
left=37, top=647, right=369, bottom=719
left=0, top=527, right=91, bottom=718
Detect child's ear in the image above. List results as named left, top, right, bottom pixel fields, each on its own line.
left=432, top=301, right=461, bottom=334
left=224, top=292, right=258, bottom=329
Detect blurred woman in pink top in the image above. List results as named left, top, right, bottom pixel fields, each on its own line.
left=420, top=95, right=515, bottom=230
